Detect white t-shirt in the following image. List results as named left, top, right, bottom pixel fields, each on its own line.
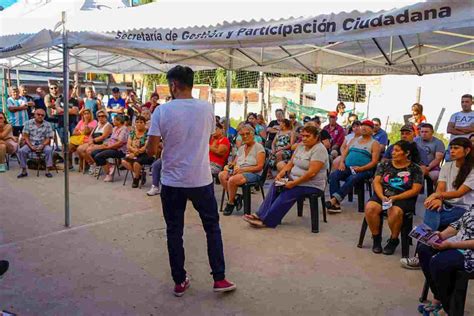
left=438, top=161, right=474, bottom=209
left=290, top=142, right=329, bottom=190
left=236, top=142, right=265, bottom=175
left=148, top=98, right=215, bottom=188
left=448, top=110, right=474, bottom=140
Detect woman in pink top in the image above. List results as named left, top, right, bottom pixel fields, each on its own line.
left=70, top=109, right=97, bottom=172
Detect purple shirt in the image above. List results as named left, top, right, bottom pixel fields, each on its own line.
left=107, top=125, right=129, bottom=153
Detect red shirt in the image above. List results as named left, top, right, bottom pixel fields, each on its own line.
left=209, top=136, right=231, bottom=167
left=323, top=123, right=345, bottom=148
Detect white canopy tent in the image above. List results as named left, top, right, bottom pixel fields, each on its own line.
left=1, top=0, right=473, bottom=227
left=1, top=0, right=473, bottom=75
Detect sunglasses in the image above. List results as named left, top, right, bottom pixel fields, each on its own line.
left=50, top=87, right=58, bottom=90
left=36, top=113, right=45, bottom=117
left=97, top=115, right=106, bottom=118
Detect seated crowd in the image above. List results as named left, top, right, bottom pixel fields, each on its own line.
left=1, top=82, right=473, bottom=315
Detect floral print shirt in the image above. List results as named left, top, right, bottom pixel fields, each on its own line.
left=450, top=209, right=474, bottom=272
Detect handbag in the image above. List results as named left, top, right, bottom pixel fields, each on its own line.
left=91, top=132, right=103, bottom=144
left=70, top=134, right=85, bottom=146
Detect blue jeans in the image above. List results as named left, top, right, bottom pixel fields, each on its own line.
left=329, top=167, right=373, bottom=202
left=160, top=183, right=226, bottom=284
left=257, top=183, right=321, bottom=228
left=423, top=205, right=467, bottom=230
left=151, top=159, right=162, bottom=186
left=418, top=244, right=465, bottom=312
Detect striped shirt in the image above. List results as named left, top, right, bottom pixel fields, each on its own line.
left=7, top=96, right=29, bottom=127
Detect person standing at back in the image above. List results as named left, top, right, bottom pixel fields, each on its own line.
left=447, top=94, right=474, bottom=160
left=7, top=86, right=29, bottom=137
left=147, top=65, right=236, bottom=297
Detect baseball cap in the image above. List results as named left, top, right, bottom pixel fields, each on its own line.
left=112, top=87, right=120, bottom=93
left=361, top=120, right=374, bottom=128
left=328, top=111, right=337, bottom=118
left=303, top=116, right=311, bottom=123
left=400, top=124, right=415, bottom=132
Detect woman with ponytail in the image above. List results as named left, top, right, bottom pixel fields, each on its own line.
left=365, top=140, right=424, bottom=255
left=416, top=137, right=474, bottom=315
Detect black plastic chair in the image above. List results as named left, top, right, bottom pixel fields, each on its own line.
left=123, top=163, right=152, bottom=188
left=357, top=210, right=413, bottom=258
left=420, top=271, right=474, bottom=316
left=296, top=191, right=327, bottom=233
left=29, top=152, right=59, bottom=177
left=347, top=178, right=373, bottom=212
left=219, top=158, right=271, bottom=214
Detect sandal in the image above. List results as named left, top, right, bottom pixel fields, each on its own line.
left=243, top=214, right=260, bottom=220
left=246, top=218, right=267, bottom=228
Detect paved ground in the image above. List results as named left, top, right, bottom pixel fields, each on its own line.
left=0, top=163, right=473, bottom=316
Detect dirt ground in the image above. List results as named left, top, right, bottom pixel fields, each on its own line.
left=0, top=163, right=472, bottom=316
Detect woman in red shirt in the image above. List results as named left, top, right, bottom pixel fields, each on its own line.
left=209, top=122, right=231, bottom=176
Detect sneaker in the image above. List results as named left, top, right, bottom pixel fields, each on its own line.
left=223, top=203, right=235, bottom=216
left=372, top=235, right=383, bottom=254
left=147, top=185, right=161, bottom=196
left=0, top=163, right=6, bottom=173
left=213, top=279, right=236, bottom=293
left=89, top=165, right=97, bottom=175
left=103, top=174, right=113, bottom=182
left=400, top=256, right=421, bottom=270
left=0, top=260, right=9, bottom=277
left=17, top=172, right=28, bottom=178
left=325, top=201, right=342, bottom=213
left=173, top=277, right=190, bottom=297
left=383, top=238, right=400, bottom=255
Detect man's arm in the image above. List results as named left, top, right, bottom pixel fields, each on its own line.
left=447, top=121, right=474, bottom=135
left=7, top=99, right=27, bottom=112
left=427, top=152, right=444, bottom=171
left=146, top=135, right=161, bottom=157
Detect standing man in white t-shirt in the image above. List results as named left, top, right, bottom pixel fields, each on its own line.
left=446, top=94, right=473, bottom=161
left=147, top=66, right=236, bottom=297
left=447, top=94, right=474, bottom=141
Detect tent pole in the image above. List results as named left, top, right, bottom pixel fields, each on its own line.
left=225, top=69, right=232, bottom=135
left=62, top=11, right=71, bottom=228
left=15, top=69, right=20, bottom=86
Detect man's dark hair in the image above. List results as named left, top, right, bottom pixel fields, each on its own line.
left=372, top=118, right=381, bottom=125
left=312, top=116, right=321, bottom=124
left=419, top=123, right=434, bottom=131
left=275, top=109, right=284, bottom=114
left=462, top=94, right=473, bottom=100
left=166, top=65, right=194, bottom=89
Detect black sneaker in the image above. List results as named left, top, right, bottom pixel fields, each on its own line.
left=372, top=235, right=383, bottom=254
left=0, top=260, right=9, bottom=276
left=132, top=178, right=139, bottom=188
left=223, top=203, right=235, bottom=216
left=383, top=238, right=400, bottom=255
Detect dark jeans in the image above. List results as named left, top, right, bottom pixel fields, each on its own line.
left=418, top=244, right=465, bottom=312
left=12, top=126, right=23, bottom=137
left=329, top=166, right=373, bottom=202
left=160, top=183, right=225, bottom=284
left=257, top=183, right=321, bottom=228
left=91, top=149, right=125, bottom=166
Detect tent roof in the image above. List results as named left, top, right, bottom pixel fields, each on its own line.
left=1, top=0, right=473, bottom=75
